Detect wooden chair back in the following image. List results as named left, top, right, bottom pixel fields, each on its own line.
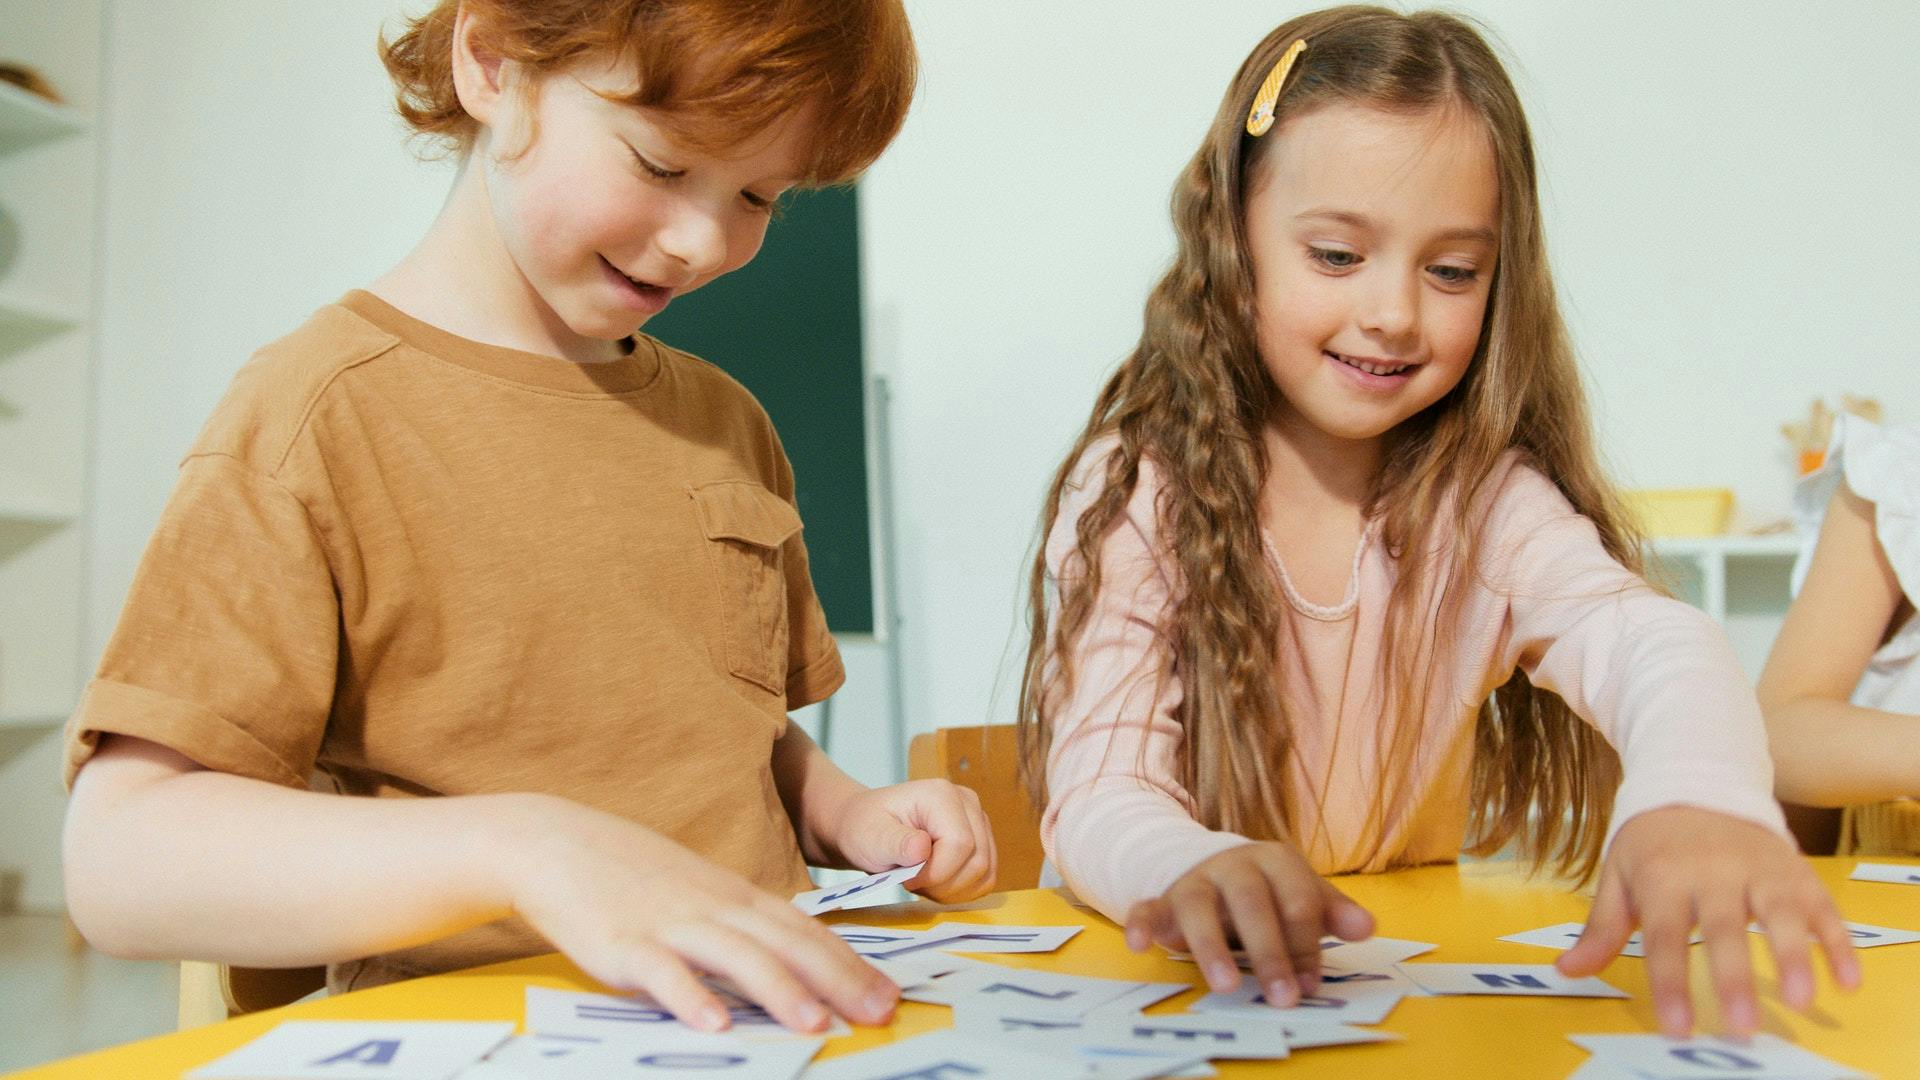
left=907, top=724, right=1045, bottom=890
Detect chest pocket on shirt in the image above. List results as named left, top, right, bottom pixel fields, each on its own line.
left=691, top=480, right=803, bottom=696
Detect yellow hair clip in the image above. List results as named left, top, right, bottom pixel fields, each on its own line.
left=1245, top=38, right=1308, bottom=137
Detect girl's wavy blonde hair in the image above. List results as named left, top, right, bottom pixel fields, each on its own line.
left=1018, top=5, right=1642, bottom=882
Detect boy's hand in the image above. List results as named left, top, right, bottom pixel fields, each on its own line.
left=825, top=780, right=997, bottom=903
left=505, top=796, right=899, bottom=1035
left=1124, top=840, right=1374, bottom=1007
left=1559, top=806, right=1861, bottom=1038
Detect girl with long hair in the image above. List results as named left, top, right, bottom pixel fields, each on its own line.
left=1020, top=5, right=1856, bottom=1039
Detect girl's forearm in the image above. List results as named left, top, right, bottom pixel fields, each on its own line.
left=1765, top=698, right=1920, bottom=806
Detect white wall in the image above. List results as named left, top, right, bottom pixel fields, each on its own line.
left=79, top=1, right=1920, bottom=800
left=862, top=0, right=1920, bottom=737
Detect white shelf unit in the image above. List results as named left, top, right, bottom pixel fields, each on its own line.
left=1649, top=533, right=1801, bottom=624
left=1647, top=533, right=1802, bottom=681
left=0, top=0, right=103, bottom=914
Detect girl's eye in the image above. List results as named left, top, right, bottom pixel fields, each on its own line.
left=1428, top=264, right=1478, bottom=286
left=631, top=149, right=684, bottom=181
left=742, top=191, right=776, bottom=215
left=1308, top=246, right=1360, bottom=270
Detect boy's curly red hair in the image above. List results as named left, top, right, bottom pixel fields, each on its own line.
left=380, top=0, right=916, bottom=186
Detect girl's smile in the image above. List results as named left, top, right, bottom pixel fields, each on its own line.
left=1324, top=349, right=1423, bottom=389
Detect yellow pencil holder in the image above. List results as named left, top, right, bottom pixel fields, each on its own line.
left=1620, top=487, right=1734, bottom=538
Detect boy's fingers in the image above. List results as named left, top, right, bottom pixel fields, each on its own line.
left=1559, top=872, right=1632, bottom=978
left=668, top=923, right=834, bottom=1034
left=741, top=903, right=897, bottom=1025
left=960, top=792, right=999, bottom=894
left=613, top=940, right=732, bottom=1032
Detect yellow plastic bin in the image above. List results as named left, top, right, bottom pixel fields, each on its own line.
left=1620, top=488, right=1734, bottom=538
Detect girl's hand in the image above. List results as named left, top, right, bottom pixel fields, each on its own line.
left=1123, top=841, right=1375, bottom=1006
left=1558, top=806, right=1862, bottom=1037
left=505, top=795, right=899, bottom=1034
left=825, top=780, right=998, bottom=903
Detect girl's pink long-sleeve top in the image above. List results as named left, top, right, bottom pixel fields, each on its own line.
left=1040, top=444, right=1788, bottom=924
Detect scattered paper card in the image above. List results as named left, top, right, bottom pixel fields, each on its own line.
left=1077, top=981, right=1194, bottom=1019
left=1745, top=919, right=1920, bottom=950
left=1849, top=861, right=1920, bottom=885
left=1060, top=1013, right=1292, bottom=1062
left=829, top=922, right=1082, bottom=961
left=1501, top=922, right=1703, bottom=958
left=864, top=951, right=977, bottom=990
left=918, top=922, right=1084, bottom=954
left=801, top=1029, right=1067, bottom=1080
left=1398, top=963, right=1628, bottom=998
left=186, top=1020, right=512, bottom=1080
left=473, top=1029, right=824, bottom=1079
left=902, top=965, right=1158, bottom=1019
left=1316, top=935, right=1439, bottom=972
left=793, top=862, right=926, bottom=915
left=1568, top=1033, right=1870, bottom=1079
left=1166, top=934, right=1435, bottom=973
left=1190, top=970, right=1411, bottom=1025
left=1275, top=1023, right=1400, bottom=1050
left=524, top=985, right=848, bottom=1042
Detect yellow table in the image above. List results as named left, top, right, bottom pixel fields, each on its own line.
left=13, top=857, right=1917, bottom=1079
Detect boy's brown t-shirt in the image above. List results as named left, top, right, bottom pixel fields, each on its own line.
left=63, top=291, right=843, bottom=991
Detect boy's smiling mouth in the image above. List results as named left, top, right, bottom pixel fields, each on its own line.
left=601, top=256, right=676, bottom=314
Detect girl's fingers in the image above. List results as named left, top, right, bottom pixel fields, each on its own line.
left=1756, top=908, right=1818, bottom=1012
left=1271, top=879, right=1329, bottom=996
left=1559, top=870, right=1633, bottom=978
left=1638, top=906, right=1697, bottom=1038
left=1321, top=881, right=1376, bottom=943
left=1812, top=901, right=1862, bottom=992
left=1697, top=897, right=1758, bottom=1037
left=1125, top=898, right=1175, bottom=953
left=1216, top=864, right=1296, bottom=1006
left=1780, top=870, right=1863, bottom=993
left=1169, top=878, right=1239, bottom=993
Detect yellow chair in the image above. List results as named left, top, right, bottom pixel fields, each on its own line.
left=178, top=962, right=326, bottom=1029
left=1839, top=799, right=1920, bottom=858
left=907, top=724, right=1045, bottom=890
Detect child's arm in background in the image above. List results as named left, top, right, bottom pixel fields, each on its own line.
left=65, top=734, right=898, bottom=1033
left=770, top=723, right=996, bottom=902
left=1758, top=482, right=1920, bottom=806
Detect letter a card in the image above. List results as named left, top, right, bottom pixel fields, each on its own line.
left=186, top=1020, right=514, bottom=1079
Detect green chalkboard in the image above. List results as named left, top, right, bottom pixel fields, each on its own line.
left=645, top=186, right=873, bottom=635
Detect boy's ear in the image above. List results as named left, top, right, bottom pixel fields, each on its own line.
left=450, top=6, right=508, bottom=126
